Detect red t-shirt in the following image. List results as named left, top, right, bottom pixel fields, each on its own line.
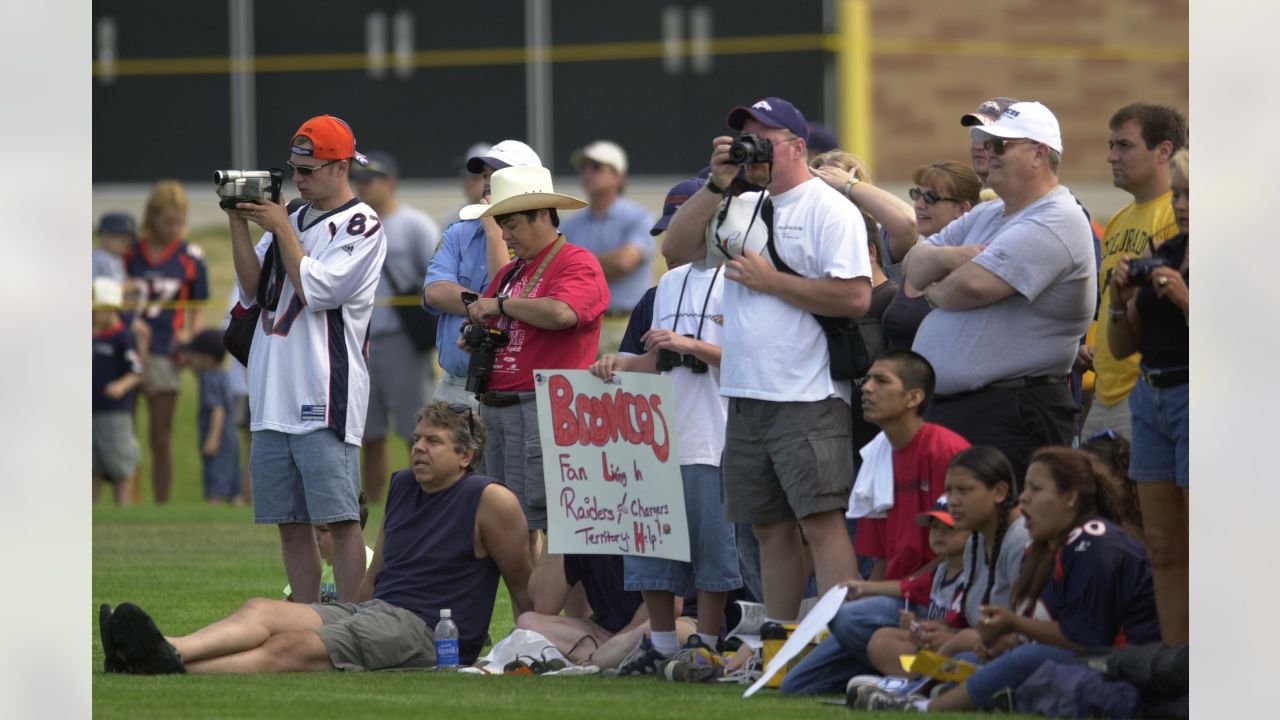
left=481, top=239, right=608, bottom=392
left=855, top=423, right=970, bottom=581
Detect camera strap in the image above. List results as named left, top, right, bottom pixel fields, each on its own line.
left=494, top=234, right=567, bottom=330
left=670, top=264, right=722, bottom=341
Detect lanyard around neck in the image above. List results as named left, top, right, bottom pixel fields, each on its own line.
left=669, top=265, right=721, bottom=340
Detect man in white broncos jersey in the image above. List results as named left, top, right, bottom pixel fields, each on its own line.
left=227, top=114, right=387, bottom=605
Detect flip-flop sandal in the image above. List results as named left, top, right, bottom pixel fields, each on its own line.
left=111, top=603, right=186, bottom=675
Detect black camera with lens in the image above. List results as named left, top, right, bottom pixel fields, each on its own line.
left=655, top=334, right=709, bottom=374
left=1127, top=257, right=1170, bottom=287
left=213, top=169, right=285, bottom=209
left=727, top=132, right=774, bottom=165
left=460, top=292, right=510, bottom=394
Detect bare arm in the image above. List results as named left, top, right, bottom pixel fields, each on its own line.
left=588, top=351, right=660, bottom=381
left=922, top=261, right=1018, bottom=311
left=901, top=243, right=984, bottom=289
left=226, top=211, right=262, bottom=298
left=424, top=280, right=475, bottom=316
left=467, top=296, right=578, bottom=331
left=479, top=484, right=535, bottom=617
left=357, top=516, right=387, bottom=603
left=812, top=166, right=918, bottom=262
left=1106, top=255, right=1143, bottom=359
left=663, top=135, right=739, bottom=265
left=202, top=405, right=225, bottom=456
left=595, top=245, right=645, bottom=282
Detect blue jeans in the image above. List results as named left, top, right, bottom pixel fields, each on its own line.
left=962, top=644, right=1076, bottom=708
left=1128, top=377, right=1189, bottom=487
left=780, top=595, right=924, bottom=695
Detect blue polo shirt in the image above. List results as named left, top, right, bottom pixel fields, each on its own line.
left=559, top=197, right=655, bottom=313
left=424, top=219, right=493, bottom=377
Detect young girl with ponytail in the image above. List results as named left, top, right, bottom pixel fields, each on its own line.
left=853, top=447, right=1159, bottom=713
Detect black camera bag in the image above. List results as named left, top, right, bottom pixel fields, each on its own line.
left=222, top=237, right=281, bottom=366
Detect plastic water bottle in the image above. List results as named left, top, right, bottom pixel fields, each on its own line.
left=435, top=609, right=460, bottom=668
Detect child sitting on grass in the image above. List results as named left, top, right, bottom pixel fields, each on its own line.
left=182, top=330, right=244, bottom=506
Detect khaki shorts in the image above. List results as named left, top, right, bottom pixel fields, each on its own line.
left=721, top=397, right=854, bottom=524
left=312, top=599, right=437, bottom=671
left=92, top=411, right=139, bottom=482
left=142, top=354, right=182, bottom=394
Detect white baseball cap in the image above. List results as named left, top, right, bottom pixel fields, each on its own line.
left=465, top=140, right=543, bottom=174
left=570, top=140, right=628, bottom=175
left=969, top=101, right=1064, bottom=154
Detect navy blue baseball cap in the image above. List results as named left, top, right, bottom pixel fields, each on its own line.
left=97, top=211, right=137, bottom=239
left=726, top=97, right=809, bottom=141
left=916, top=495, right=955, bottom=528
left=650, top=177, right=706, bottom=236
left=350, top=150, right=398, bottom=179
left=806, top=124, right=839, bottom=154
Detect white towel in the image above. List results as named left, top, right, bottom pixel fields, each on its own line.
left=847, top=431, right=894, bottom=519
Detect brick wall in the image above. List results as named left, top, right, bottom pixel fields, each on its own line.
left=860, top=0, right=1188, bottom=184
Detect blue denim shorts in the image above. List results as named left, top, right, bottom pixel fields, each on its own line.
left=1127, top=378, right=1189, bottom=488
left=250, top=429, right=361, bottom=524
left=623, top=464, right=743, bottom=595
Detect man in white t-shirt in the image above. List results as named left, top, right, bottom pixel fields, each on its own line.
left=662, top=97, right=872, bottom=626
left=227, top=114, right=387, bottom=605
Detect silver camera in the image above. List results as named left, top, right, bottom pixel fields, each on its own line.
left=213, top=169, right=284, bottom=209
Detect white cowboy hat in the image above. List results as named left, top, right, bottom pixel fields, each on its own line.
left=459, top=166, right=586, bottom=220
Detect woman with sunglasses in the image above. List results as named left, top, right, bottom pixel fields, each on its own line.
left=1104, top=148, right=1189, bottom=646
left=881, top=162, right=982, bottom=350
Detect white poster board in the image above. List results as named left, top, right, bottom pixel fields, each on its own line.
left=533, top=369, right=690, bottom=562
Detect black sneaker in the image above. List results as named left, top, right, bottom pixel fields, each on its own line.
left=99, top=604, right=126, bottom=673
left=606, top=636, right=668, bottom=677
left=110, top=602, right=186, bottom=675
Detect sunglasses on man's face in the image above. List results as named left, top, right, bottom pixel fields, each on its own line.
left=909, top=187, right=962, bottom=205
left=980, top=138, right=1039, bottom=156
left=287, top=159, right=338, bottom=176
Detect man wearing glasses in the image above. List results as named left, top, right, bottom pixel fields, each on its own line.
left=225, top=114, right=386, bottom=605
left=904, top=101, right=1096, bottom=484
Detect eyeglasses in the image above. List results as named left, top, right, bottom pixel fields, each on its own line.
left=286, top=159, right=338, bottom=176
left=981, top=138, right=1039, bottom=156
left=909, top=187, right=962, bottom=205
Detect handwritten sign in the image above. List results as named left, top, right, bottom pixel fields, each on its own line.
left=534, top=369, right=690, bottom=562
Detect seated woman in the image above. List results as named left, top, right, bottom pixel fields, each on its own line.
left=853, top=447, right=1159, bottom=712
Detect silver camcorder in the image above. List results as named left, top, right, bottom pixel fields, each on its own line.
left=213, top=169, right=284, bottom=210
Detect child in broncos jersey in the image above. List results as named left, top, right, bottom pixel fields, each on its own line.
left=853, top=447, right=1158, bottom=713
left=92, top=278, right=143, bottom=505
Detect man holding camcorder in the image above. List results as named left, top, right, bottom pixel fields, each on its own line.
left=223, top=114, right=386, bottom=606
left=661, top=97, right=872, bottom=627
left=455, top=165, right=608, bottom=569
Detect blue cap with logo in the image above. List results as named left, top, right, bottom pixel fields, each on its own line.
left=97, top=211, right=137, bottom=239
left=726, top=97, right=810, bottom=141
left=651, top=177, right=706, bottom=236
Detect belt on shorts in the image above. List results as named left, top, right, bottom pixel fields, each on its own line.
left=934, top=375, right=1066, bottom=402
left=1140, top=365, right=1188, bottom=389
left=477, top=392, right=523, bottom=408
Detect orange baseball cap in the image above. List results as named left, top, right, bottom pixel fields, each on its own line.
left=291, top=115, right=369, bottom=166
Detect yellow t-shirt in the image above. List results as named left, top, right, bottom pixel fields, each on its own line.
left=1091, top=194, right=1180, bottom=405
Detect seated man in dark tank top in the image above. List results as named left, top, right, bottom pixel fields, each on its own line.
left=99, top=402, right=534, bottom=674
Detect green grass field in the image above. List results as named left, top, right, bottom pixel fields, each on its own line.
left=93, top=224, right=1026, bottom=717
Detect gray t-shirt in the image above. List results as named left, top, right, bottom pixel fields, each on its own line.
left=958, top=515, right=1030, bottom=627
left=371, top=205, right=440, bottom=336
left=911, top=185, right=1096, bottom=394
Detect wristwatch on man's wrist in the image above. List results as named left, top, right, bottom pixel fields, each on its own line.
left=706, top=177, right=726, bottom=194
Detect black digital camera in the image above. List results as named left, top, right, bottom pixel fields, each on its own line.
left=1127, top=257, right=1170, bottom=287
left=460, top=292, right=510, bottom=394
left=213, top=169, right=285, bottom=210
left=727, top=132, right=774, bottom=165
left=655, top=334, right=708, bottom=374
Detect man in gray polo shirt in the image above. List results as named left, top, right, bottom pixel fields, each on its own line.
left=905, top=101, right=1095, bottom=483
